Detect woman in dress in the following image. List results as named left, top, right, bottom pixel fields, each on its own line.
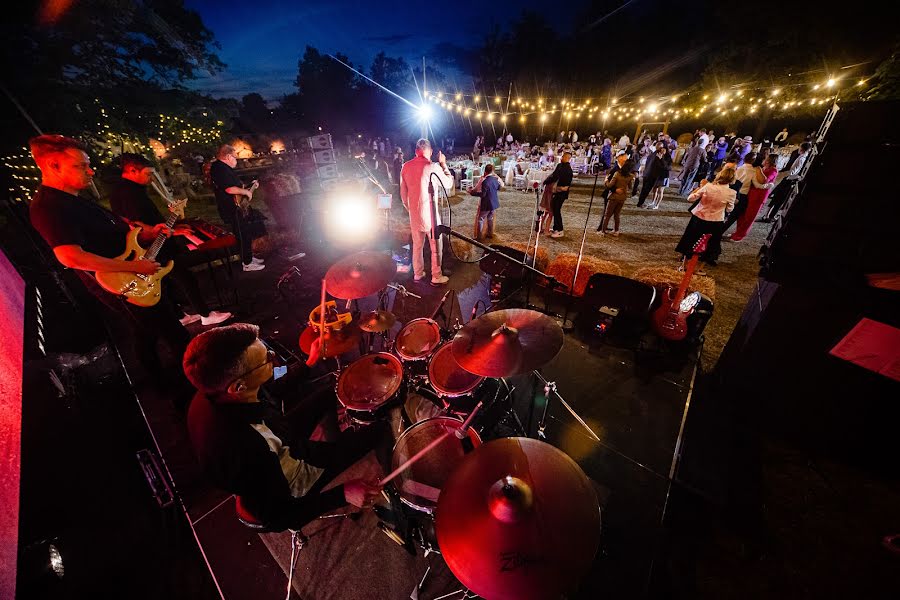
left=727, top=155, right=777, bottom=242
left=676, top=167, right=736, bottom=267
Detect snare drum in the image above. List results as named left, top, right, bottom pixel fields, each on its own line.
left=395, top=318, right=442, bottom=362
left=391, top=416, right=481, bottom=514
left=336, top=352, right=405, bottom=424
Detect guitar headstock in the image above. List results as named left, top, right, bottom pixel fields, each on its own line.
left=693, top=233, right=712, bottom=254
left=167, top=198, right=188, bottom=219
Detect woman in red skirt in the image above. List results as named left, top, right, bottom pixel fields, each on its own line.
left=727, top=154, right=777, bottom=242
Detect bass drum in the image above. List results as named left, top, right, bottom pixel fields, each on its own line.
left=336, top=352, right=405, bottom=425
left=391, top=416, right=481, bottom=514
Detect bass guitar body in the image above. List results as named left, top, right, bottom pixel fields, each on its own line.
left=94, top=228, right=174, bottom=307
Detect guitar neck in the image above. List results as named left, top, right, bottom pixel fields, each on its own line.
left=143, top=212, right=178, bottom=261
left=671, top=255, right=700, bottom=309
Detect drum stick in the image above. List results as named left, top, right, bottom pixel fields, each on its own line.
left=379, top=431, right=452, bottom=487
left=318, top=278, right=327, bottom=358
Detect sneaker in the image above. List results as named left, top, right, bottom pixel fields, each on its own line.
left=430, top=275, right=450, bottom=285
left=251, top=256, right=265, bottom=265
left=200, top=311, right=233, bottom=326
left=414, top=273, right=427, bottom=282
left=179, top=313, right=202, bottom=326
left=610, top=231, right=620, bottom=237
left=243, top=262, right=265, bottom=272
left=550, top=231, right=564, bottom=238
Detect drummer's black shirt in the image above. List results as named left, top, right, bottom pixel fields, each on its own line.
left=186, top=389, right=345, bottom=530
left=29, top=185, right=130, bottom=258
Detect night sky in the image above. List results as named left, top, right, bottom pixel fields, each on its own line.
left=184, top=0, right=568, bottom=101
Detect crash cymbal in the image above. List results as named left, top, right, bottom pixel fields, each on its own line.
left=451, top=309, right=563, bottom=377
left=325, top=251, right=397, bottom=300
left=299, top=323, right=360, bottom=358
left=435, top=437, right=601, bottom=600
left=359, top=309, right=396, bottom=333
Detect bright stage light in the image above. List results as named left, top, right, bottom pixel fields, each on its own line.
left=326, top=194, right=378, bottom=244
left=418, top=104, right=433, bottom=122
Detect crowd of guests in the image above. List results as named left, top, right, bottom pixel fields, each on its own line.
left=461, top=125, right=813, bottom=270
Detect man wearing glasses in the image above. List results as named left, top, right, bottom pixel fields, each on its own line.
left=208, top=144, right=265, bottom=272
left=184, top=323, right=384, bottom=528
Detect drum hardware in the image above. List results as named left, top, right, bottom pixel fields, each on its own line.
left=387, top=282, right=420, bottom=299
left=533, top=371, right=600, bottom=443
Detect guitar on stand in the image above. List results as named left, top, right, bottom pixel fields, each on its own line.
left=94, top=198, right=187, bottom=307
left=651, top=233, right=711, bottom=341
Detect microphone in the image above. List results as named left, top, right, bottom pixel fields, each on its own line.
left=430, top=289, right=451, bottom=320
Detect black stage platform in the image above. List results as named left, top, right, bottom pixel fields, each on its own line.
left=129, top=239, right=701, bottom=599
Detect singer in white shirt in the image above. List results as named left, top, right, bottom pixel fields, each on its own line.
left=400, top=138, right=453, bottom=285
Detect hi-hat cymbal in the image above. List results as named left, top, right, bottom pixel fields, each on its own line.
left=359, top=310, right=396, bottom=333
left=451, top=309, right=563, bottom=377
left=435, top=437, right=601, bottom=600
left=299, top=323, right=360, bottom=358
left=325, top=251, right=397, bottom=300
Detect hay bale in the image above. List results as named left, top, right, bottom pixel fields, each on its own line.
left=450, top=237, right=480, bottom=262
left=631, top=265, right=716, bottom=301
left=505, top=242, right=550, bottom=271
left=545, top=253, right=622, bottom=296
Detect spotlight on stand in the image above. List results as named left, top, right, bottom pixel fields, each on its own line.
left=417, top=104, right=433, bottom=123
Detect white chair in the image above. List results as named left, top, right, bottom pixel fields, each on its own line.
left=514, top=167, right=528, bottom=191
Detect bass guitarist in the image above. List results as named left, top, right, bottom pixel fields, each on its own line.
left=28, top=134, right=191, bottom=384
left=110, top=153, right=231, bottom=326
left=209, top=144, right=265, bottom=272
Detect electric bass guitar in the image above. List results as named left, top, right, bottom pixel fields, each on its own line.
left=651, top=234, right=711, bottom=341
left=94, top=199, right=187, bottom=307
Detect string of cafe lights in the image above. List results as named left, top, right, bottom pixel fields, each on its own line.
left=423, top=72, right=871, bottom=125
left=2, top=100, right=225, bottom=202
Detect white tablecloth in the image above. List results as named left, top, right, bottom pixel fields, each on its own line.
left=528, top=168, right=554, bottom=188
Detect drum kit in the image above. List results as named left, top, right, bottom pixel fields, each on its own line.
left=300, top=251, right=602, bottom=599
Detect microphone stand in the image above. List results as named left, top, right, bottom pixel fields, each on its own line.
left=559, top=165, right=602, bottom=331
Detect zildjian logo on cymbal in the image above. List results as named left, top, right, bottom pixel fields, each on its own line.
left=499, top=551, right=545, bottom=572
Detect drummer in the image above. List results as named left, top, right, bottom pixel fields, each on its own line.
left=183, top=323, right=388, bottom=528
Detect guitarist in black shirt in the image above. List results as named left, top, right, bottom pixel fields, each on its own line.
left=110, top=153, right=231, bottom=326
left=208, top=144, right=264, bottom=272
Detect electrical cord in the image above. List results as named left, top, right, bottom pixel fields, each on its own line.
left=430, top=170, right=485, bottom=264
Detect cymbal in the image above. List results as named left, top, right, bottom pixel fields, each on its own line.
left=451, top=309, right=563, bottom=377
left=299, top=323, right=360, bottom=358
left=325, top=251, right=396, bottom=300
left=435, top=437, right=601, bottom=600
left=359, top=310, right=396, bottom=333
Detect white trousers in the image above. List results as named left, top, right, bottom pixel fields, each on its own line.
left=410, top=228, right=442, bottom=279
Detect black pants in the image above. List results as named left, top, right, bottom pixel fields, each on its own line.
left=723, top=193, right=749, bottom=234
left=637, top=176, right=655, bottom=207
left=765, top=178, right=796, bottom=220
left=676, top=216, right=724, bottom=263
left=159, top=237, right=210, bottom=316
left=551, top=191, right=569, bottom=231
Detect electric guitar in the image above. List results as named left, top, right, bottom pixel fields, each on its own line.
left=234, top=180, right=259, bottom=218
left=651, top=234, right=711, bottom=341
left=94, top=199, right=187, bottom=307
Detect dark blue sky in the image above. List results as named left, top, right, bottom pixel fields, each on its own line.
left=185, top=0, right=558, bottom=102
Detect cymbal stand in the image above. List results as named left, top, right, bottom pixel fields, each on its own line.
left=533, top=371, right=600, bottom=442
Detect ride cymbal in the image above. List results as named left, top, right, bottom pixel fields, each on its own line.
left=451, top=309, right=563, bottom=377
left=435, top=437, right=601, bottom=600
left=325, top=251, right=397, bottom=300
